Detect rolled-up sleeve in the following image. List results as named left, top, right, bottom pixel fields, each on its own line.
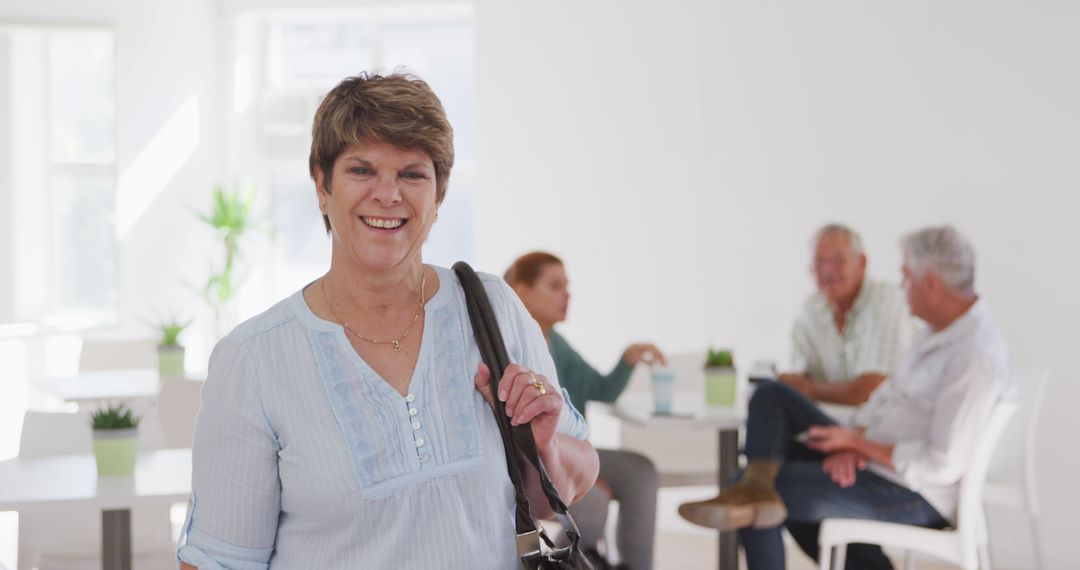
left=177, top=337, right=281, bottom=569
left=484, top=276, right=589, bottom=441
left=891, top=355, right=1002, bottom=489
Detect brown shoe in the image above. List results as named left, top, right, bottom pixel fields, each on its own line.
left=678, top=484, right=787, bottom=531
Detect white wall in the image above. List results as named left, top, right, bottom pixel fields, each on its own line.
left=475, top=1, right=1080, bottom=566
left=0, top=34, right=12, bottom=323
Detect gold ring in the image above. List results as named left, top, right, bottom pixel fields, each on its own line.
left=529, top=372, right=547, bottom=396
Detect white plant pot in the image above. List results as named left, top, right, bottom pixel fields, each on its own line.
left=704, top=365, right=737, bottom=407
left=92, top=428, right=138, bottom=476
left=158, top=345, right=185, bottom=377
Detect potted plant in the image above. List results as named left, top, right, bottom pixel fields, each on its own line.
left=154, top=317, right=190, bottom=377
left=704, top=347, right=737, bottom=407
left=91, top=403, right=140, bottom=476
left=198, top=185, right=255, bottom=339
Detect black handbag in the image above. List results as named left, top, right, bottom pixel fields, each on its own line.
left=453, top=262, right=594, bottom=570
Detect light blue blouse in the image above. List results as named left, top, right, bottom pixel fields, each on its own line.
left=176, top=265, right=588, bottom=569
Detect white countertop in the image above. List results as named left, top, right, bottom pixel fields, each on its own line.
left=40, top=368, right=162, bottom=403
left=612, top=392, right=745, bottom=430
left=0, top=448, right=191, bottom=511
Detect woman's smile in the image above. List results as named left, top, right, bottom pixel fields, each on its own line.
left=360, top=215, right=407, bottom=231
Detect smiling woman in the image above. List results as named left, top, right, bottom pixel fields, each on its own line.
left=176, top=72, right=598, bottom=569
left=316, top=142, right=439, bottom=277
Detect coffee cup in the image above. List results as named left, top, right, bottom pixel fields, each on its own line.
left=651, top=366, right=675, bottom=415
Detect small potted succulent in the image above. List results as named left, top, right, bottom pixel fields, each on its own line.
left=155, top=317, right=190, bottom=377
left=704, top=347, right=736, bottom=407
left=91, top=403, right=140, bottom=476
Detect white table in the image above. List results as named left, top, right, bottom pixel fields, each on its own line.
left=0, top=448, right=192, bottom=570
left=40, top=369, right=160, bottom=405
left=613, top=393, right=744, bottom=570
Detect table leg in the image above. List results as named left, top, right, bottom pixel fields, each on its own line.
left=102, top=509, right=131, bottom=570
left=717, top=428, right=739, bottom=570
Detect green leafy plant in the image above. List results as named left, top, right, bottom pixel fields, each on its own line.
left=151, top=316, right=191, bottom=347
left=197, top=184, right=257, bottom=337
left=199, top=185, right=253, bottom=304
left=90, top=403, right=140, bottom=430
left=705, top=347, right=735, bottom=368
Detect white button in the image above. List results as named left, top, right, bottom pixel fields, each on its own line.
left=412, top=421, right=422, bottom=430
left=406, top=394, right=416, bottom=403
left=419, top=453, right=429, bottom=463
left=409, top=407, right=418, bottom=416
left=415, top=438, right=425, bottom=447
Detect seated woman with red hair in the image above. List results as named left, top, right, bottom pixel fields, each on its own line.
left=507, top=251, right=662, bottom=570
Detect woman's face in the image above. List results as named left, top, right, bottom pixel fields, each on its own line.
left=316, top=141, right=438, bottom=274
left=517, top=263, right=570, bottom=328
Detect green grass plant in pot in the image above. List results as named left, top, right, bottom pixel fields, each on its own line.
left=91, top=403, right=140, bottom=476
left=155, top=317, right=190, bottom=377
left=199, top=185, right=255, bottom=339
left=704, top=347, right=737, bottom=407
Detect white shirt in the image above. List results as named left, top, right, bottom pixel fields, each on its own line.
left=176, top=265, right=589, bottom=569
left=851, top=299, right=1011, bottom=522
left=790, top=280, right=916, bottom=382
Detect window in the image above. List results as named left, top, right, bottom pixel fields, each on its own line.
left=0, top=26, right=117, bottom=326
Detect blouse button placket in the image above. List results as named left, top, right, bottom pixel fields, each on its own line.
left=406, top=393, right=430, bottom=467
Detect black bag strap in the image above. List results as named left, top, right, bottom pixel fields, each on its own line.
left=452, top=262, right=583, bottom=553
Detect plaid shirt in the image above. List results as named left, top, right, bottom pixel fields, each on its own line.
left=790, top=279, right=917, bottom=382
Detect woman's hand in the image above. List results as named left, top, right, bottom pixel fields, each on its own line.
left=821, top=451, right=867, bottom=488
left=474, top=363, right=563, bottom=451
left=622, top=343, right=667, bottom=366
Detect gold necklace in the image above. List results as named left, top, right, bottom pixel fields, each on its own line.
left=321, top=271, right=426, bottom=352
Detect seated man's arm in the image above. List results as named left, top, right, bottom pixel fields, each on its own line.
left=779, top=372, right=887, bottom=406
left=806, top=425, right=896, bottom=468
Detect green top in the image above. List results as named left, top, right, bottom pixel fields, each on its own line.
left=548, top=329, right=634, bottom=416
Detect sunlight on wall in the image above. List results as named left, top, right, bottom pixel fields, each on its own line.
left=115, top=95, right=200, bottom=239
left=233, top=53, right=252, bottom=114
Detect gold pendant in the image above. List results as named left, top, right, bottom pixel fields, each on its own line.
left=392, top=340, right=401, bottom=352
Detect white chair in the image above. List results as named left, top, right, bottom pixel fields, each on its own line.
left=15, top=410, right=175, bottom=570
left=982, top=370, right=1049, bottom=569
left=818, top=399, right=1019, bottom=570
left=77, top=338, right=158, bottom=371
left=156, top=375, right=203, bottom=449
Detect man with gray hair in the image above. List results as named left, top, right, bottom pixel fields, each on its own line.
left=779, top=224, right=915, bottom=406
left=679, top=226, right=1012, bottom=570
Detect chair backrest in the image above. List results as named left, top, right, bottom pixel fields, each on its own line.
left=78, top=337, right=158, bottom=371
left=20, top=408, right=168, bottom=458
left=1022, top=369, right=1050, bottom=513
left=956, top=399, right=1019, bottom=531
left=18, top=410, right=92, bottom=458
left=157, top=376, right=204, bottom=448
left=621, top=351, right=706, bottom=396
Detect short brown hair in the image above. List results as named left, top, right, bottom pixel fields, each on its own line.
left=504, top=251, right=564, bottom=287
left=309, top=71, right=455, bottom=232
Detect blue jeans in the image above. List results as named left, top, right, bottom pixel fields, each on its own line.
left=738, top=382, right=947, bottom=570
